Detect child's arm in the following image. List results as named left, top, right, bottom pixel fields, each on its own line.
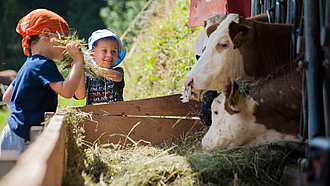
left=97, top=67, right=123, bottom=82
left=49, top=43, right=85, bottom=99
left=74, top=73, right=85, bottom=100
left=3, top=84, right=14, bottom=105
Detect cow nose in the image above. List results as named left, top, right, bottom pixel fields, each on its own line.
left=184, top=77, right=194, bottom=87
left=202, top=145, right=212, bottom=151
left=195, top=55, right=201, bottom=61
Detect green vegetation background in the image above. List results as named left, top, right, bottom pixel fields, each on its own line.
left=0, top=0, right=202, bottom=131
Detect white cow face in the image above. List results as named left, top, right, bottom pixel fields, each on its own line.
left=194, top=13, right=227, bottom=61
left=186, top=14, right=254, bottom=94
left=201, top=92, right=267, bottom=151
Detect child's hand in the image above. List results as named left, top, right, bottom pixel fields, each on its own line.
left=66, top=42, right=84, bottom=63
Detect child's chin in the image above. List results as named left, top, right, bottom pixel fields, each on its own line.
left=100, top=64, right=111, bottom=69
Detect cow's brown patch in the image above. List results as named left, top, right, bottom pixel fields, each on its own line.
left=229, top=17, right=293, bottom=79
left=251, top=55, right=304, bottom=134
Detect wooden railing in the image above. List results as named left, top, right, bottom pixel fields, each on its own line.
left=0, top=115, right=66, bottom=186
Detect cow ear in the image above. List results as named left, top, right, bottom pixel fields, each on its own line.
left=228, top=21, right=250, bottom=49
left=206, top=23, right=220, bottom=38
left=224, top=77, right=240, bottom=106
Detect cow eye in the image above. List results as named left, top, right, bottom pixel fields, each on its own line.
left=214, top=111, right=218, bottom=115
left=220, top=42, right=228, bottom=48
left=202, top=46, right=206, bottom=53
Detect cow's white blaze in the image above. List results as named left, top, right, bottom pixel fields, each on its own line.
left=201, top=93, right=300, bottom=151
left=186, top=14, right=253, bottom=93
left=194, top=13, right=227, bottom=60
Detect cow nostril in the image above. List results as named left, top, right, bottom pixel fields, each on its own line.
left=185, top=78, right=194, bottom=87
left=196, top=55, right=201, bottom=61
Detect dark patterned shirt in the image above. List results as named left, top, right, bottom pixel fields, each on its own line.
left=85, top=67, right=124, bottom=105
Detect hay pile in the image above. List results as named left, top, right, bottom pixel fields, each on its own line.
left=59, top=107, right=302, bottom=185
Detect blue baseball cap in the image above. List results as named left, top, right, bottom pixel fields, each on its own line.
left=88, top=29, right=126, bottom=67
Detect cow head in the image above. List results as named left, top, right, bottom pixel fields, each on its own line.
left=201, top=78, right=267, bottom=151
left=185, top=14, right=257, bottom=96
left=194, top=13, right=227, bottom=61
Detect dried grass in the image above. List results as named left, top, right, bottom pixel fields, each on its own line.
left=58, top=107, right=302, bottom=186
left=52, top=30, right=100, bottom=78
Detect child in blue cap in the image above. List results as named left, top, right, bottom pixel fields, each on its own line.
left=85, top=29, right=126, bottom=105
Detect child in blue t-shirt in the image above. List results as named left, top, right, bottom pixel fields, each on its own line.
left=85, top=29, right=126, bottom=105
left=0, top=9, right=85, bottom=157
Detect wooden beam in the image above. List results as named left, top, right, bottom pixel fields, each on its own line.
left=75, top=94, right=201, bottom=117
left=0, top=115, right=66, bottom=186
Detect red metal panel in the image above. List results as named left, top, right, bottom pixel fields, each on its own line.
left=189, top=0, right=225, bottom=27
left=189, top=0, right=251, bottom=28
left=227, top=0, right=251, bottom=18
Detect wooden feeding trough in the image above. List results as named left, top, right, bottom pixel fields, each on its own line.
left=0, top=94, right=202, bottom=185
left=76, top=94, right=202, bottom=148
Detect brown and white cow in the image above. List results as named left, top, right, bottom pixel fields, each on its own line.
left=185, top=13, right=293, bottom=97
left=201, top=56, right=303, bottom=151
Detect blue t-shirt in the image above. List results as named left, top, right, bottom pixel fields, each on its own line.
left=7, top=55, right=64, bottom=140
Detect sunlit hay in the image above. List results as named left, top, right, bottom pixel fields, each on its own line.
left=80, top=128, right=300, bottom=185
left=58, top=107, right=301, bottom=185
left=83, top=145, right=197, bottom=185
left=51, top=30, right=100, bottom=79
left=56, top=106, right=92, bottom=185
left=187, top=144, right=300, bottom=185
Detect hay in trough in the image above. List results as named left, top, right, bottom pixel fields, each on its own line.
left=59, top=107, right=302, bottom=185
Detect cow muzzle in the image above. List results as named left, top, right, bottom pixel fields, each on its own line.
left=181, top=78, right=202, bottom=102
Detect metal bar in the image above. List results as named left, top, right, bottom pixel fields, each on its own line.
left=264, top=0, right=268, bottom=13
left=324, top=56, right=330, bottom=137
left=290, top=0, right=299, bottom=60
left=281, top=0, right=287, bottom=23
left=251, top=0, right=258, bottom=16
left=304, top=0, right=325, bottom=139
left=323, top=0, right=330, bottom=138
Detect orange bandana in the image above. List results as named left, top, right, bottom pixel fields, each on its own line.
left=16, top=9, right=70, bottom=56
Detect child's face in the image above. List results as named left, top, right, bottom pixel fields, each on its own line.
left=50, top=31, right=69, bottom=60
left=92, top=40, right=119, bottom=69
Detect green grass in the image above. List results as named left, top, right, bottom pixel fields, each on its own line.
left=57, top=96, right=86, bottom=107
left=0, top=105, right=10, bottom=131
left=123, top=0, right=201, bottom=100
left=0, top=95, right=86, bottom=132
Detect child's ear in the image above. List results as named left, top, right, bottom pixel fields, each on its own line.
left=41, top=27, right=51, bottom=40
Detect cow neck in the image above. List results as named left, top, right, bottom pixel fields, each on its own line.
left=250, top=56, right=303, bottom=134
left=239, top=21, right=293, bottom=79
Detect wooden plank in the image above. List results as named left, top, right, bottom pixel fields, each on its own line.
left=0, top=115, right=66, bottom=186
left=75, top=94, right=201, bottom=117
left=80, top=115, right=202, bottom=147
